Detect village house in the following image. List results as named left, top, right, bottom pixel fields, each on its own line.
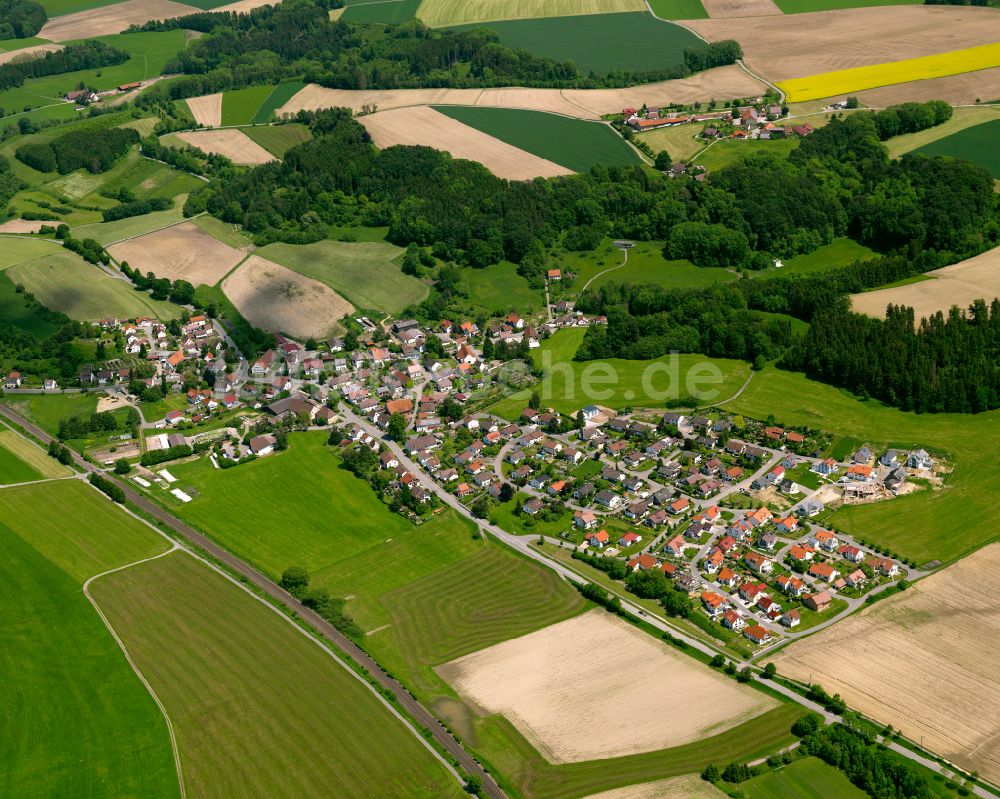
left=627, top=553, right=657, bottom=572
left=744, top=625, right=772, bottom=645
left=808, top=562, right=839, bottom=583
left=744, top=551, right=773, bottom=575
left=804, top=591, right=833, bottom=612
left=585, top=530, right=610, bottom=548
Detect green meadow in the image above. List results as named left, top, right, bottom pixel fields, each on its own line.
left=723, top=366, right=1000, bottom=564
left=773, top=0, right=918, bottom=12
left=449, top=12, right=702, bottom=75
left=738, top=757, right=867, bottom=798
left=695, top=139, right=799, bottom=173
left=752, top=237, right=876, bottom=280
left=91, top=549, right=466, bottom=799
left=0, top=481, right=180, bottom=798
left=256, top=239, right=427, bottom=314
left=242, top=122, right=311, bottom=157
left=341, top=0, right=421, bottom=23
left=460, top=260, right=545, bottom=315
left=647, top=0, right=709, bottom=18
left=436, top=106, right=641, bottom=173
left=913, top=119, right=1000, bottom=179
left=490, top=327, right=752, bottom=420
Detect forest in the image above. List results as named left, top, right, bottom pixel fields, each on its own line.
left=16, top=127, right=139, bottom=174
left=131, top=0, right=740, bottom=97
left=0, top=0, right=46, bottom=40
left=0, top=41, right=128, bottom=91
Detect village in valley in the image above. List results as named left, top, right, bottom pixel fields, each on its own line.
left=9, top=280, right=944, bottom=659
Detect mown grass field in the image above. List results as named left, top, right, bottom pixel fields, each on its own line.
left=779, top=41, right=1000, bottom=102
left=0, top=438, right=44, bottom=483
left=0, top=428, right=71, bottom=479
left=90, top=549, right=466, bottom=799
left=478, top=704, right=801, bottom=799
left=8, top=251, right=183, bottom=320
left=450, top=12, right=701, bottom=74
left=220, top=85, right=274, bottom=126
left=647, top=0, right=708, bottom=19
left=418, top=0, right=645, bottom=27
left=490, top=327, right=752, bottom=419
left=5, top=392, right=99, bottom=436
left=342, top=0, right=421, bottom=23
left=751, top=237, right=876, bottom=280
left=560, top=239, right=736, bottom=292
left=773, top=0, right=918, bottom=11
left=163, top=433, right=416, bottom=577
left=695, top=138, right=799, bottom=172
left=72, top=204, right=187, bottom=246
left=738, top=757, right=867, bottom=798
left=913, top=118, right=1000, bottom=179
left=253, top=81, right=306, bottom=122
left=242, top=122, right=311, bottom=157
left=886, top=105, right=1000, bottom=158
left=637, top=122, right=706, bottom=162
left=36, top=0, right=121, bottom=16
left=0, top=480, right=180, bottom=798
left=435, top=107, right=641, bottom=173
left=461, top=260, right=544, bottom=315
left=256, top=239, right=427, bottom=314
left=723, top=366, right=1000, bottom=564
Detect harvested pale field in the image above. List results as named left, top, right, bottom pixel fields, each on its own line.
left=359, top=106, right=573, bottom=180
left=222, top=255, right=353, bottom=339
left=701, top=0, right=780, bottom=17
left=417, top=0, right=644, bottom=28
left=771, top=543, right=1000, bottom=785
left=851, top=245, right=1000, bottom=321
left=279, top=66, right=766, bottom=121
left=685, top=6, right=1000, bottom=81
left=583, top=774, right=725, bottom=799
left=855, top=66, right=1000, bottom=107
left=108, top=222, right=245, bottom=286
left=0, top=430, right=71, bottom=479
left=0, top=44, right=63, bottom=66
left=210, top=0, right=278, bottom=12
left=0, top=220, right=48, bottom=233
left=39, top=0, right=198, bottom=41
left=175, top=129, right=275, bottom=165
left=439, top=610, right=776, bottom=764
left=185, top=92, right=223, bottom=127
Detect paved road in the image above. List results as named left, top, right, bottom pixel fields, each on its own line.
left=0, top=404, right=505, bottom=799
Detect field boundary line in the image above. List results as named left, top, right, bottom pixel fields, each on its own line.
left=83, top=481, right=467, bottom=791
left=82, top=543, right=187, bottom=799
left=100, top=211, right=207, bottom=249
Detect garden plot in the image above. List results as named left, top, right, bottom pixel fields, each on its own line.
left=108, top=221, right=245, bottom=286
left=439, top=610, right=776, bottom=764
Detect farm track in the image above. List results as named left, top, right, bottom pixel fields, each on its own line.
left=0, top=404, right=507, bottom=799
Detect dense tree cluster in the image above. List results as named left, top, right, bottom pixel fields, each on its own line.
left=0, top=316, right=87, bottom=381
left=16, top=127, right=139, bottom=174
left=0, top=0, right=46, bottom=39
left=0, top=155, right=23, bottom=211
left=89, top=472, right=125, bottom=503
left=140, top=135, right=234, bottom=177
left=131, top=0, right=740, bottom=98
left=801, top=724, right=933, bottom=799
left=0, top=40, right=127, bottom=91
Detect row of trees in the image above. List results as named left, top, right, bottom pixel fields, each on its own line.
left=101, top=197, right=172, bottom=222
left=0, top=40, right=127, bottom=91
left=16, top=127, right=139, bottom=174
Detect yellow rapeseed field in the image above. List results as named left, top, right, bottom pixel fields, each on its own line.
left=778, top=41, right=1000, bottom=102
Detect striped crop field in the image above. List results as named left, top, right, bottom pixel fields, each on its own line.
left=779, top=41, right=1000, bottom=102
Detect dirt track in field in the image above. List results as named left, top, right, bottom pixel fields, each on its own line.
left=771, top=543, right=1000, bottom=786
left=685, top=5, right=1000, bottom=81
left=278, top=66, right=766, bottom=121
left=39, top=0, right=197, bottom=41
left=222, top=255, right=353, bottom=339
left=108, top=222, right=245, bottom=287
left=851, top=245, right=1000, bottom=321
left=184, top=93, right=223, bottom=127
left=358, top=106, right=573, bottom=179
left=0, top=44, right=63, bottom=65
left=175, top=129, right=275, bottom=164
left=438, top=610, right=776, bottom=764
